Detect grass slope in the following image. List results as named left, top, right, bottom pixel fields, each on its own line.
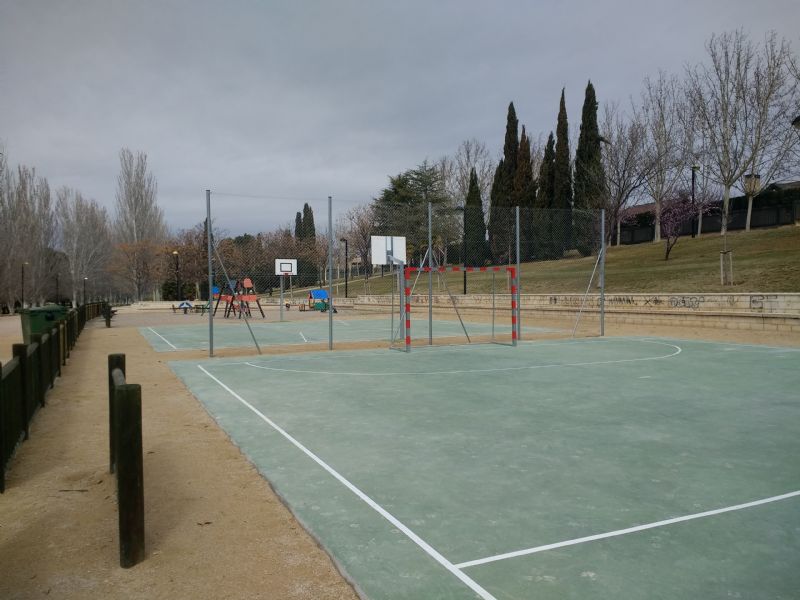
left=340, top=225, right=800, bottom=296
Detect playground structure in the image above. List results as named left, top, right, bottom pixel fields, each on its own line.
left=213, top=277, right=266, bottom=319
left=304, top=289, right=335, bottom=312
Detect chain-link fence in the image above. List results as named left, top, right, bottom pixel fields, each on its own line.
left=202, top=191, right=606, bottom=354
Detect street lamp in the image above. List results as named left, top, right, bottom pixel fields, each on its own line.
left=21, top=261, right=28, bottom=308
left=339, top=239, right=348, bottom=298
left=743, top=173, right=761, bottom=232
left=83, top=277, right=88, bottom=305
left=172, top=250, right=180, bottom=301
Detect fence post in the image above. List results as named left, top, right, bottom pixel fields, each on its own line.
left=116, top=382, right=144, bottom=568
left=12, top=344, right=30, bottom=440
left=108, top=354, right=126, bottom=474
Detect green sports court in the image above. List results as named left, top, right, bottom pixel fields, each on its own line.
left=139, top=317, right=560, bottom=352
left=169, top=336, right=800, bottom=599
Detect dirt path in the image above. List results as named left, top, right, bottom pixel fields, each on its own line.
left=0, top=315, right=359, bottom=600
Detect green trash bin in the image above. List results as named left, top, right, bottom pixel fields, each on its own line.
left=19, top=305, right=69, bottom=344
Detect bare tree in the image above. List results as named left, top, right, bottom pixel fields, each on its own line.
left=441, top=138, right=496, bottom=214
left=601, top=103, right=652, bottom=245
left=56, top=188, right=112, bottom=304
left=343, top=204, right=375, bottom=278
left=113, top=148, right=166, bottom=300
left=641, top=71, right=689, bottom=242
left=685, top=30, right=799, bottom=236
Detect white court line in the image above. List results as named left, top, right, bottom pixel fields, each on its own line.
left=639, top=336, right=800, bottom=353
left=147, top=327, right=178, bottom=350
left=243, top=340, right=682, bottom=376
left=299, top=331, right=308, bottom=343
left=196, top=365, right=497, bottom=600
left=456, top=489, right=800, bottom=569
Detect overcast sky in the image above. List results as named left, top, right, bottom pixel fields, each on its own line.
left=1, top=0, right=797, bottom=234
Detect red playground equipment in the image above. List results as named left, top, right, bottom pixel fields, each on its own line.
left=213, top=277, right=265, bottom=318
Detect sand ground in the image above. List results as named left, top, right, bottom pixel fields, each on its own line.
left=0, top=307, right=797, bottom=599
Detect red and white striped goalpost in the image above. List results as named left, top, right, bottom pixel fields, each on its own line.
left=402, top=265, right=519, bottom=352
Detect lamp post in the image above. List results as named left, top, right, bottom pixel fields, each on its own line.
left=172, top=250, right=180, bottom=301
left=83, top=277, right=88, bottom=305
left=691, top=163, right=700, bottom=238
left=339, top=239, right=348, bottom=298
left=21, top=261, right=28, bottom=308
left=743, top=173, right=761, bottom=232
left=55, top=273, right=59, bottom=304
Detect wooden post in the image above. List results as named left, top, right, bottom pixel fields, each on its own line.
left=0, top=360, right=5, bottom=493
left=108, top=354, right=125, bottom=474
left=116, top=382, right=144, bottom=568
left=12, top=344, right=30, bottom=440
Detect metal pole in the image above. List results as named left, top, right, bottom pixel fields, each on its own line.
left=428, top=201, right=432, bottom=345
left=600, top=209, right=606, bottom=337
left=206, top=190, right=214, bottom=357
left=691, top=167, right=697, bottom=238
left=328, top=196, right=333, bottom=350
left=55, top=274, right=59, bottom=304
left=21, top=263, right=25, bottom=308
left=515, top=206, right=521, bottom=343
left=279, top=276, right=285, bottom=322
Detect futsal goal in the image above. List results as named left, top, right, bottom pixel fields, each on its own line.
left=390, top=265, right=520, bottom=352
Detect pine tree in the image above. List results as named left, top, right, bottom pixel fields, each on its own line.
left=552, top=89, right=573, bottom=256
left=464, top=168, right=489, bottom=265
left=574, top=81, right=605, bottom=255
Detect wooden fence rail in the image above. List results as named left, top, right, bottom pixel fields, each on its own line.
left=0, top=302, right=103, bottom=493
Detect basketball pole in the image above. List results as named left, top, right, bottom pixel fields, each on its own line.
left=428, top=201, right=433, bottom=346
left=206, top=189, right=214, bottom=358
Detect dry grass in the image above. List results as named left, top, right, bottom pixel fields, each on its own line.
left=341, top=225, right=800, bottom=295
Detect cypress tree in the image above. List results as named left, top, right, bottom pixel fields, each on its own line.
left=488, top=158, right=504, bottom=261
left=294, top=211, right=303, bottom=239
left=503, top=102, right=519, bottom=200
left=464, top=168, right=489, bottom=265
left=301, top=203, right=316, bottom=241
left=533, top=133, right=556, bottom=259
left=552, top=89, right=572, bottom=256
left=536, top=133, right=556, bottom=209
left=514, top=127, right=536, bottom=259
left=574, top=81, right=605, bottom=255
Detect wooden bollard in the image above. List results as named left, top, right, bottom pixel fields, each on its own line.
left=116, top=382, right=144, bottom=568
left=108, top=354, right=125, bottom=474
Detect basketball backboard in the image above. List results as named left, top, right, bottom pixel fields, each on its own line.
left=274, top=258, right=297, bottom=275
left=370, top=236, right=406, bottom=266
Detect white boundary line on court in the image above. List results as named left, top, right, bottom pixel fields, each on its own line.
left=196, top=364, right=497, bottom=600
left=299, top=331, right=308, bottom=343
left=146, top=327, right=178, bottom=350
left=455, top=489, right=800, bottom=569
left=639, top=336, right=800, bottom=353
left=242, top=340, right=682, bottom=376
